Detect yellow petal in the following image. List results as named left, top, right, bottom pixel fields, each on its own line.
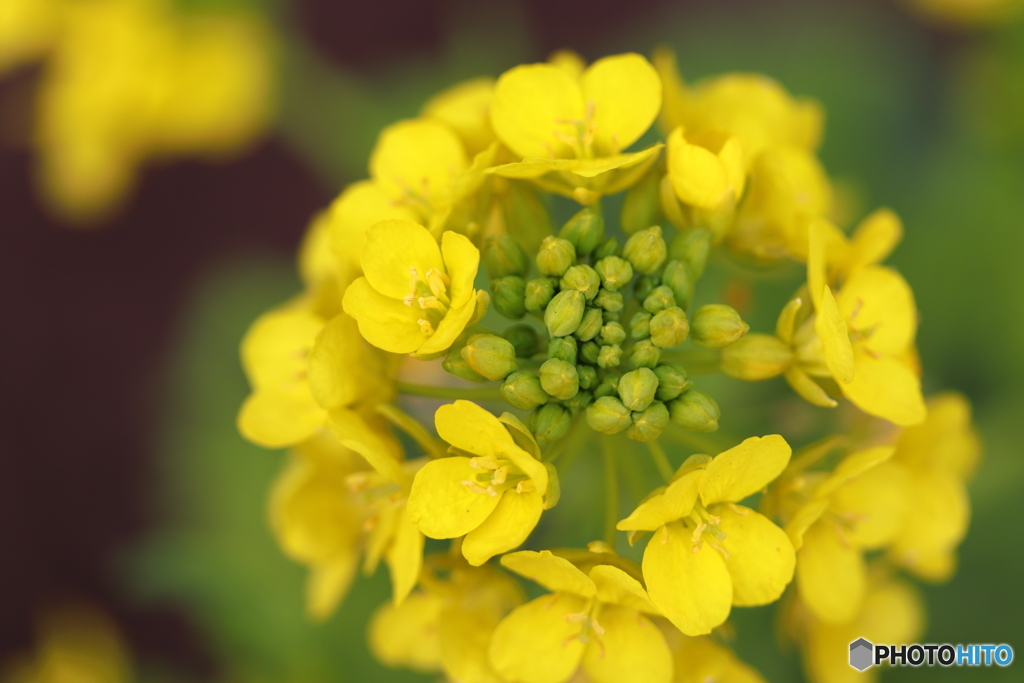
left=306, top=555, right=359, bottom=621
left=815, top=285, right=855, bottom=384
left=796, top=520, right=865, bottom=623
left=848, top=207, right=902, bottom=272
left=412, top=293, right=477, bottom=359
left=369, top=592, right=444, bottom=672
left=501, top=550, right=597, bottom=598
left=617, top=470, right=702, bottom=531
left=889, top=470, right=969, bottom=581
left=487, top=145, right=662, bottom=180
left=440, top=229, right=480, bottom=308
left=438, top=603, right=504, bottom=683
left=829, top=460, right=911, bottom=549
left=814, top=446, right=895, bottom=500
left=406, top=456, right=501, bottom=538
left=306, top=313, right=365, bottom=409
left=326, top=180, right=418, bottom=272
left=895, top=392, right=980, bottom=477
left=341, top=276, right=427, bottom=354
left=718, top=135, right=747, bottom=199
left=775, top=298, right=804, bottom=345
left=422, top=76, right=496, bottom=155
left=488, top=593, right=589, bottom=683
left=643, top=522, right=732, bottom=636
left=699, top=435, right=792, bottom=506
left=385, top=504, right=424, bottom=605
left=667, top=127, right=728, bottom=209
left=237, top=386, right=325, bottom=449
left=326, top=406, right=403, bottom=482
left=837, top=265, right=916, bottom=357
left=360, top=219, right=443, bottom=299
left=589, top=565, right=657, bottom=613
left=491, top=63, right=585, bottom=159
left=806, top=217, right=829, bottom=311
left=784, top=498, right=828, bottom=550
left=463, top=489, right=543, bottom=566
left=580, top=53, right=661, bottom=155
left=670, top=635, right=767, bottom=683
left=715, top=505, right=795, bottom=607
left=582, top=605, right=672, bottom=683
left=241, top=308, right=323, bottom=388
left=840, top=348, right=926, bottom=426
left=369, top=118, right=468, bottom=204
left=435, top=400, right=515, bottom=456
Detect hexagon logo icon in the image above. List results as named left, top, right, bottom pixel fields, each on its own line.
left=849, top=638, right=874, bottom=671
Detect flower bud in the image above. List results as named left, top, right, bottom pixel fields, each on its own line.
left=524, top=277, right=557, bottom=313
left=564, top=389, right=593, bottom=415
left=442, top=341, right=488, bottom=382
left=536, top=236, right=576, bottom=276
left=626, top=401, right=669, bottom=442
left=720, top=333, right=793, bottom=381
left=461, top=334, right=518, bottom=381
left=597, top=343, right=623, bottom=368
left=690, top=304, right=750, bottom=349
left=623, top=225, right=667, bottom=274
left=634, top=275, right=659, bottom=301
left=600, top=321, right=626, bottom=345
left=490, top=275, right=527, bottom=319
left=603, top=309, right=621, bottom=323
left=544, top=290, right=586, bottom=337
left=661, top=259, right=694, bottom=311
left=650, top=306, right=690, bottom=348
left=586, top=396, right=632, bottom=434
left=531, top=403, right=571, bottom=444
left=503, top=323, right=543, bottom=358
left=594, top=288, right=623, bottom=313
left=483, top=234, right=529, bottom=278
left=559, top=205, right=604, bottom=256
left=628, top=339, right=662, bottom=369
left=548, top=335, right=578, bottom=364
left=668, top=228, right=712, bottom=280
left=594, top=238, right=620, bottom=260
left=575, top=307, right=603, bottom=342
left=653, top=364, right=691, bottom=401
left=594, top=256, right=634, bottom=292
left=560, top=264, right=601, bottom=300
left=643, top=285, right=676, bottom=314
left=540, top=358, right=579, bottom=400
left=669, top=389, right=720, bottom=432
left=501, top=371, right=548, bottom=410
left=576, top=364, right=597, bottom=390
left=594, top=372, right=619, bottom=398
left=630, top=311, right=652, bottom=340
left=621, top=169, right=663, bottom=236
left=579, top=340, right=601, bottom=365
left=618, top=367, right=658, bottom=412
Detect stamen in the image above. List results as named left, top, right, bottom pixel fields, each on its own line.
left=691, top=523, right=707, bottom=544
left=516, top=480, right=536, bottom=494
left=417, top=319, right=436, bottom=336
left=402, top=294, right=415, bottom=307
left=425, top=269, right=450, bottom=299
left=461, top=480, right=491, bottom=495
left=417, top=296, right=448, bottom=315
left=727, top=503, right=749, bottom=516
left=490, top=467, right=508, bottom=486
left=708, top=541, right=730, bottom=559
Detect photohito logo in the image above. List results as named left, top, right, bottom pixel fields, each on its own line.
left=849, top=639, right=1014, bottom=670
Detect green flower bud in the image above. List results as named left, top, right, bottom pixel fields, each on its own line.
left=603, top=309, right=621, bottom=323
left=668, top=228, right=712, bottom=280
left=531, top=403, right=571, bottom=444
left=649, top=306, right=690, bottom=348
left=575, top=307, right=603, bottom=342
left=630, top=311, right=652, bottom=340
left=626, top=401, right=669, bottom=442
left=594, top=237, right=620, bottom=260
left=576, top=364, right=598, bottom=390
left=669, top=389, right=720, bottom=432
left=490, top=275, right=527, bottom=319
left=483, top=234, right=529, bottom=278
left=524, top=277, right=557, bottom=313
left=502, top=323, right=543, bottom=358
left=597, top=343, right=623, bottom=368
left=600, top=321, right=626, bottom=345
left=563, top=389, right=593, bottom=415
left=661, top=260, right=694, bottom=311
left=579, top=340, right=601, bottom=365
left=634, top=274, right=659, bottom=301
left=548, top=335, right=578, bottom=364
left=559, top=205, right=604, bottom=256
left=720, top=333, right=793, bottom=381
left=561, top=264, right=601, bottom=300
left=621, top=169, right=663, bottom=235
left=501, top=371, right=548, bottom=410
left=623, top=225, right=667, bottom=275
left=594, top=256, right=634, bottom=292
left=544, top=290, right=585, bottom=337
left=461, top=334, right=518, bottom=381
left=595, top=288, right=623, bottom=313
left=628, top=339, right=662, bottom=369
left=653, top=364, right=691, bottom=401
left=618, top=367, right=658, bottom=412
left=643, top=285, right=676, bottom=314
left=536, top=236, right=576, bottom=277
left=442, top=340, right=488, bottom=382
left=586, top=396, right=632, bottom=434
left=540, top=358, right=579, bottom=400
left=690, top=304, right=750, bottom=349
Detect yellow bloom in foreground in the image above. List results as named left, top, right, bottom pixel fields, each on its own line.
left=663, top=629, right=766, bottom=683
left=422, top=76, right=497, bottom=156
left=666, top=126, right=745, bottom=212
left=618, top=435, right=795, bottom=635
left=489, top=550, right=672, bottom=683
left=407, top=401, right=555, bottom=566
left=343, top=219, right=488, bottom=359
left=487, top=52, right=663, bottom=204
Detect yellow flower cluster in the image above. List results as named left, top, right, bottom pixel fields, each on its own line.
left=0, top=0, right=274, bottom=223
left=238, top=49, right=981, bottom=683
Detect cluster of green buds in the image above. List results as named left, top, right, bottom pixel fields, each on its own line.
left=445, top=204, right=750, bottom=444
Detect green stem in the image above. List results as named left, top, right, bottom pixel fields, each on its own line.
left=602, top=439, right=619, bottom=547
left=396, top=380, right=503, bottom=401
left=646, top=440, right=675, bottom=483
left=659, top=348, right=722, bottom=374
left=665, top=423, right=728, bottom=454
left=375, top=403, right=448, bottom=458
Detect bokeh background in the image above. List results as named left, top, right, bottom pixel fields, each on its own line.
left=2, top=0, right=1023, bottom=680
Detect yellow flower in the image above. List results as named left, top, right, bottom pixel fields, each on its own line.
left=0, top=0, right=62, bottom=74
left=342, top=219, right=488, bottom=359
left=369, top=553, right=523, bottom=682
left=662, top=629, right=766, bottom=683
left=618, top=435, right=796, bottom=635
left=488, top=549, right=673, bottom=683
left=270, top=432, right=423, bottom=619
left=665, top=126, right=746, bottom=212
left=422, top=77, right=497, bottom=156
left=406, top=401, right=556, bottom=566
left=487, top=52, right=664, bottom=205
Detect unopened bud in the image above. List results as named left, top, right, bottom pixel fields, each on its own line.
left=575, top=307, right=603, bottom=342
left=629, top=339, right=662, bottom=369
left=524, top=277, right=557, bottom=313
left=559, top=205, right=604, bottom=256
left=442, top=341, right=488, bottom=382
left=461, top=334, right=518, bottom=381
left=586, top=396, right=632, bottom=434
left=720, top=333, right=793, bottom=381
left=621, top=169, right=663, bottom=236
left=626, top=401, right=669, bottom=442
left=536, top=236, right=576, bottom=276
left=623, top=225, right=667, bottom=275
left=579, top=340, right=601, bottom=365
left=490, top=275, right=526, bottom=319
left=576, top=364, right=597, bottom=390
left=653, top=364, right=691, bottom=401
left=600, top=321, right=626, bottom=345
left=561, top=264, right=601, bottom=300
left=595, top=288, right=623, bottom=313
left=594, top=372, right=619, bottom=398
left=630, top=311, right=652, bottom=340
left=668, top=228, right=712, bottom=280
left=594, top=238, right=620, bottom=260
left=690, top=304, right=749, bottom=349
left=545, top=290, right=586, bottom=337
left=669, top=389, right=720, bottom=432
left=483, top=234, right=529, bottom=278
left=540, top=358, right=579, bottom=400
left=661, top=260, right=694, bottom=311
left=564, top=389, right=594, bottom=415
left=594, top=256, right=634, bottom=292
left=531, top=403, right=571, bottom=444
left=502, top=323, right=543, bottom=358
left=634, top=275, right=660, bottom=301
left=549, top=335, right=578, bottom=364
left=501, top=371, right=548, bottom=410
left=597, top=343, right=623, bottom=368
left=650, top=306, right=690, bottom=348
left=618, top=367, right=658, bottom=412
left=643, top=285, right=676, bottom=314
